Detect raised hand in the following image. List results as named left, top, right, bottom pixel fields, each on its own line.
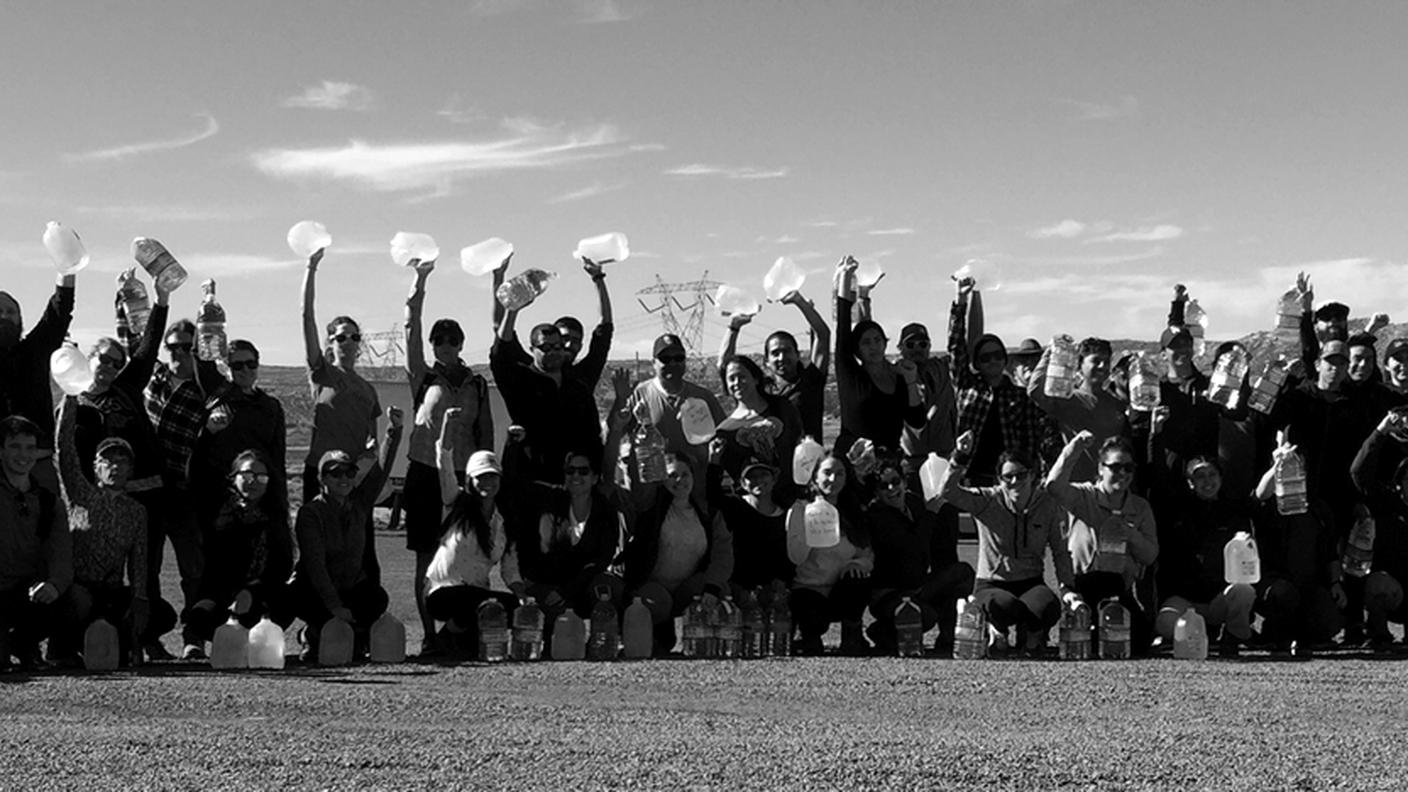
left=954, top=430, right=976, bottom=457
left=582, top=258, right=605, bottom=279
left=386, top=405, right=404, bottom=430
left=611, top=367, right=633, bottom=403
left=728, top=313, right=753, bottom=332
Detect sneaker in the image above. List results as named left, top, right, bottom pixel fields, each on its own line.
left=987, top=625, right=1009, bottom=658
left=1290, top=640, right=1314, bottom=660
left=181, top=643, right=207, bottom=661
left=143, top=641, right=175, bottom=662
left=14, top=647, right=47, bottom=671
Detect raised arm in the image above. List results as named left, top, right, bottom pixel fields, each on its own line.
left=1044, top=430, right=1094, bottom=505
left=437, top=406, right=466, bottom=507
left=937, top=430, right=988, bottom=513
left=28, top=271, right=77, bottom=355
left=1351, top=415, right=1398, bottom=498
left=782, top=290, right=831, bottom=374
left=404, top=259, right=434, bottom=385
left=490, top=252, right=514, bottom=334
left=1026, top=346, right=1056, bottom=410
left=948, top=277, right=975, bottom=384
left=718, top=313, right=751, bottom=370
left=353, top=407, right=403, bottom=512
left=301, top=249, right=325, bottom=369
left=55, top=396, right=96, bottom=509
left=832, top=256, right=859, bottom=382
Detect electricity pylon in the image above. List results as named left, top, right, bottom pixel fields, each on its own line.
left=635, top=271, right=722, bottom=356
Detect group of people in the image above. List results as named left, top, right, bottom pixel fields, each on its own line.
left=2, top=241, right=1404, bottom=670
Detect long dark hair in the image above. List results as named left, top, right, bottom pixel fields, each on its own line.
left=228, top=448, right=280, bottom=516
left=718, top=354, right=775, bottom=397
left=442, top=482, right=500, bottom=557
left=804, top=453, right=869, bottom=547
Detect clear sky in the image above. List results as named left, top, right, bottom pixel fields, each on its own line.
left=3, top=1, right=1406, bottom=365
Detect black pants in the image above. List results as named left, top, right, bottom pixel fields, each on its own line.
left=791, top=578, right=871, bottom=640
left=0, top=585, right=71, bottom=654
left=1071, top=571, right=1151, bottom=654
left=869, top=561, right=976, bottom=648
left=286, top=577, right=389, bottom=633
left=187, top=583, right=285, bottom=643
left=972, top=578, right=1060, bottom=633
left=526, top=573, right=624, bottom=622
left=426, top=585, right=521, bottom=649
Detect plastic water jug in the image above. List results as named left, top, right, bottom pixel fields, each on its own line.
left=477, top=599, right=509, bottom=662
left=1223, top=531, right=1262, bottom=585
left=460, top=237, right=513, bottom=276
left=767, top=583, right=792, bottom=657
left=390, top=232, right=439, bottom=267
left=574, top=232, right=629, bottom=264
left=895, top=596, right=924, bottom=658
left=1098, top=599, right=1131, bottom=660
left=1275, top=287, right=1302, bottom=354
left=919, top=454, right=949, bottom=501
left=1185, top=299, right=1208, bottom=356
left=131, top=237, right=188, bottom=293
left=953, top=598, right=987, bottom=660
left=1044, top=334, right=1078, bottom=399
left=211, top=617, right=249, bottom=669
left=952, top=259, right=1003, bottom=292
left=1058, top=600, right=1093, bottom=660
left=682, top=597, right=712, bottom=658
left=1128, top=352, right=1161, bottom=412
left=511, top=599, right=545, bottom=661
left=854, top=258, right=884, bottom=288
left=715, top=285, right=760, bottom=318
left=51, top=344, right=94, bottom=396
left=550, top=611, right=586, bottom=660
left=1173, top=609, right=1209, bottom=660
left=247, top=617, right=286, bottom=669
left=43, top=221, right=90, bottom=275
left=117, top=268, right=152, bottom=340
left=196, top=279, right=227, bottom=364
left=622, top=597, right=653, bottom=659
left=368, top=612, right=406, bottom=663
left=83, top=618, right=120, bottom=671
left=739, top=590, right=766, bottom=658
left=679, top=397, right=716, bottom=445
left=1343, top=506, right=1375, bottom=578
left=496, top=268, right=556, bottom=311
left=763, top=256, right=806, bottom=302
left=1249, top=357, right=1288, bottom=415
left=587, top=588, right=620, bottom=661
left=1207, top=345, right=1248, bottom=409
left=287, top=220, right=331, bottom=258
left=792, top=437, right=825, bottom=486
left=803, top=497, right=840, bottom=549
left=1274, top=432, right=1308, bottom=516
left=317, top=618, right=354, bottom=666
left=718, top=597, right=742, bottom=658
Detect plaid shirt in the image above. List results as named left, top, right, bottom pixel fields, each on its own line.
left=947, top=299, right=1052, bottom=466
left=145, top=362, right=229, bottom=486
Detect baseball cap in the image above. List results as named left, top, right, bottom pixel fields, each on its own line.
left=1319, top=340, right=1349, bottom=362
left=318, top=449, right=356, bottom=475
left=1010, top=338, right=1043, bottom=358
left=1160, top=326, right=1194, bottom=350
left=95, top=437, right=134, bottom=459
left=653, top=334, right=685, bottom=359
left=1313, top=302, right=1350, bottom=322
left=739, top=457, right=778, bottom=480
left=1384, top=337, right=1408, bottom=361
left=899, top=323, right=929, bottom=343
left=465, top=450, right=503, bottom=478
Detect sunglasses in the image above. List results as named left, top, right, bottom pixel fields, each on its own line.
left=999, top=470, right=1031, bottom=483
left=976, top=352, right=1006, bottom=364
left=563, top=464, right=593, bottom=476
left=902, top=339, right=930, bottom=350
left=535, top=343, right=565, bottom=353
left=322, top=466, right=357, bottom=479
left=165, top=342, right=194, bottom=353
left=93, top=354, right=126, bottom=368
left=878, top=477, right=905, bottom=490
left=658, top=354, right=686, bottom=364
left=431, top=337, right=463, bottom=347
left=235, top=471, right=271, bottom=483
left=229, top=360, right=259, bottom=371
left=332, top=333, right=362, bottom=344
left=1102, top=461, right=1137, bottom=474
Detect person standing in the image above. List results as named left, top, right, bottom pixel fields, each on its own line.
left=625, top=334, right=726, bottom=497
left=0, top=268, right=77, bottom=493
left=493, top=255, right=616, bottom=394
left=719, top=289, right=830, bottom=441
left=1027, top=337, right=1130, bottom=485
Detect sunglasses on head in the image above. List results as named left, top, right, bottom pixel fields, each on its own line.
left=332, top=333, right=361, bottom=344
left=229, top=360, right=259, bottom=372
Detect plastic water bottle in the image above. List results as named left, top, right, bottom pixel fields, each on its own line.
left=767, top=583, right=792, bottom=657
left=196, top=279, right=228, bottom=365
left=318, top=618, right=354, bottom=666
left=683, top=597, right=711, bottom=658
left=792, top=437, right=825, bottom=486
left=131, top=237, right=188, bottom=293
left=712, top=597, right=737, bottom=658
left=550, top=612, right=586, bottom=660
left=574, top=231, right=630, bottom=264
left=1343, top=506, right=1375, bottom=578
left=1173, top=609, right=1209, bottom=660
left=854, top=258, right=884, bottom=288
left=953, top=598, right=987, bottom=660
left=389, top=232, right=440, bottom=267
left=715, top=284, right=761, bottom=318
left=739, top=590, right=766, bottom=658
left=496, top=268, right=557, bottom=311
left=1185, top=299, right=1208, bottom=356
left=1128, top=352, right=1161, bottom=411
left=1223, top=531, right=1262, bottom=585
left=43, top=221, right=90, bottom=275
left=1249, top=357, right=1288, bottom=415
left=1044, top=334, right=1078, bottom=399
left=679, top=397, right=716, bottom=445
left=476, top=599, right=509, bottom=662
left=622, top=597, right=653, bottom=659
left=763, top=256, right=806, bottom=302
left=83, top=619, right=120, bottom=671
left=460, top=237, right=514, bottom=276
left=1098, top=599, right=1131, bottom=660
left=803, top=497, right=841, bottom=549
left=287, top=220, right=331, bottom=257
left=587, top=587, right=620, bottom=661
left=1058, top=600, right=1093, bottom=660
left=247, top=617, right=286, bottom=669
left=633, top=405, right=668, bottom=484
left=211, top=617, right=250, bottom=669
left=50, top=343, right=94, bottom=396
left=116, top=268, right=152, bottom=341
left=1275, top=286, right=1302, bottom=355
left=1207, top=345, right=1249, bottom=409
left=368, top=613, right=406, bottom=663
left=952, top=259, right=1003, bottom=292
left=1274, top=433, right=1309, bottom=516
left=894, top=596, right=924, bottom=658
left=919, top=454, right=950, bottom=501
left=510, top=599, right=545, bottom=661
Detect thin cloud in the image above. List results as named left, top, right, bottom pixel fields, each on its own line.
left=802, top=220, right=838, bottom=228
left=867, top=227, right=915, bottom=237
left=437, top=95, right=485, bottom=124
left=629, top=143, right=667, bottom=152
left=282, top=81, right=375, bottom=111
left=1030, top=219, right=1087, bottom=239
left=1088, top=224, right=1184, bottom=243
left=1057, top=95, right=1140, bottom=121
left=184, top=253, right=304, bottom=276
left=549, top=181, right=625, bottom=203
left=66, top=114, right=219, bottom=163
left=756, top=234, right=801, bottom=245
left=999, top=246, right=1169, bottom=268
left=574, top=0, right=635, bottom=23
left=664, top=163, right=787, bottom=180
left=74, top=204, right=256, bottom=223
left=252, top=124, right=625, bottom=193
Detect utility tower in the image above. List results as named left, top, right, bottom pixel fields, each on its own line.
left=636, top=271, right=722, bottom=356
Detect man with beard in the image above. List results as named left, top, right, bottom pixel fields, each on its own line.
left=0, top=270, right=76, bottom=492
left=626, top=334, right=725, bottom=498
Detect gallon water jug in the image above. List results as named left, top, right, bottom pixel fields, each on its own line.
left=511, top=599, right=545, bottom=661
left=1248, top=357, right=1288, bottom=415
left=1058, top=600, right=1093, bottom=660
left=1128, top=352, right=1161, bottom=411
left=1207, top=345, right=1248, bottom=409
left=1173, top=609, right=1209, bottom=660
left=792, top=437, right=825, bottom=486
left=854, top=258, right=884, bottom=288
left=389, top=232, right=439, bottom=267
left=51, top=344, right=94, bottom=396
left=715, top=284, right=760, bottom=318
left=1185, top=299, right=1208, bottom=356
left=496, top=268, right=556, bottom=311
left=368, top=612, right=406, bottom=663
left=919, top=454, right=950, bottom=502
left=574, top=231, right=629, bottom=264
left=1098, top=599, right=1131, bottom=660
left=317, top=618, right=354, bottom=666
left=131, top=237, right=187, bottom=293
left=477, top=599, right=509, bottom=662
left=460, top=237, right=514, bottom=276
left=117, top=268, right=152, bottom=340
left=287, top=220, right=331, bottom=258
left=83, top=618, right=120, bottom=671
left=1223, top=531, right=1262, bottom=585
left=763, top=256, right=806, bottom=302
left=622, top=597, right=653, bottom=659
left=717, top=597, right=742, bottom=659
left=953, top=597, right=987, bottom=660
left=739, top=590, right=766, bottom=658
left=587, top=587, right=620, bottom=661
left=951, top=259, right=1003, bottom=292
left=550, top=611, right=586, bottom=660
left=211, top=617, right=249, bottom=669
left=1044, top=334, right=1078, bottom=399
left=682, top=597, right=712, bottom=658
left=247, top=617, right=286, bottom=669
left=894, top=596, right=924, bottom=658
left=633, top=406, right=668, bottom=484
left=1343, top=506, right=1375, bottom=578
left=767, top=583, right=792, bottom=658
left=803, top=497, right=840, bottom=549
left=1274, top=432, right=1308, bottom=516
left=1275, top=286, right=1302, bottom=354
left=43, top=221, right=89, bottom=275
left=679, top=397, right=716, bottom=445
left=196, top=279, right=227, bottom=364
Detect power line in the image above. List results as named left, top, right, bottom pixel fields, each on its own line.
left=636, top=271, right=723, bottom=357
